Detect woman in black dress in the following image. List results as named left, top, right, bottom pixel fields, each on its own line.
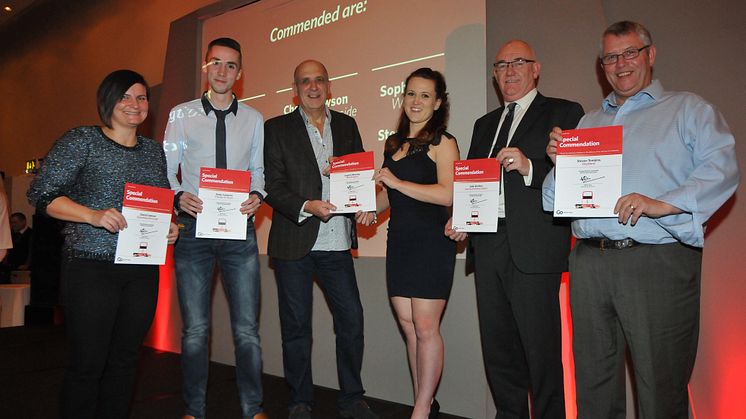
left=369, top=68, right=459, bottom=418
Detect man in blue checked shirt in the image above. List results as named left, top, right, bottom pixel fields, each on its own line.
left=543, top=21, right=738, bottom=419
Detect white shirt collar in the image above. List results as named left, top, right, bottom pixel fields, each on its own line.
left=504, top=88, right=538, bottom=112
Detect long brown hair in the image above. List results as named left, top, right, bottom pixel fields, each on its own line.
left=385, top=68, right=450, bottom=155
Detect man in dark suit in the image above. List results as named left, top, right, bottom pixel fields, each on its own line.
left=8, top=212, right=32, bottom=270
left=447, top=40, right=583, bottom=418
left=264, top=60, right=378, bottom=419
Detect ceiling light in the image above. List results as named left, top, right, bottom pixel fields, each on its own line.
left=3, top=6, right=12, bottom=12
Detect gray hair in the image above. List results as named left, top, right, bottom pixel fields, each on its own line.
left=600, top=21, right=653, bottom=57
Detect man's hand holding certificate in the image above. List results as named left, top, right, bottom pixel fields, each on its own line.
left=195, top=167, right=250, bottom=240
left=115, top=183, right=174, bottom=265
left=451, top=158, right=500, bottom=232
left=553, top=125, right=623, bottom=217
left=329, top=151, right=376, bottom=213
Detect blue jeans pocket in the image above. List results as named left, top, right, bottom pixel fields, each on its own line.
left=177, top=215, right=197, bottom=240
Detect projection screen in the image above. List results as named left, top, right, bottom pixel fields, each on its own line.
left=201, top=0, right=485, bottom=256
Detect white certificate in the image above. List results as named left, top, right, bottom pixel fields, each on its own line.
left=115, top=183, right=174, bottom=265
left=195, top=167, right=250, bottom=240
left=554, top=126, right=623, bottom=217
left=451, top=158, right=500, bottom=232
left=330, top=151, right=376, bottom=213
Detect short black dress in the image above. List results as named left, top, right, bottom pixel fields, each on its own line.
left=383, top=136, right=456, bottom=300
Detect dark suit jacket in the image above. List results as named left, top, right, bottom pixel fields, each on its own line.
left=264, top=108, right=364, bottom=260
left=468, top=93, right=584, bottom=273
left=8, top=227, right=32, bottom=269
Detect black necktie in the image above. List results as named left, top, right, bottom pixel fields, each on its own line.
left=214, top=109, right=228, bottom=169
left=489, top=102, right=517, bottom=158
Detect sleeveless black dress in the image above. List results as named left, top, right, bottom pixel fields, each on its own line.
left=383, top=137, right=456, bottom=300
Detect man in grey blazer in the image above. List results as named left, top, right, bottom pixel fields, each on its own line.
left=264, top=60, right=377, bottom=419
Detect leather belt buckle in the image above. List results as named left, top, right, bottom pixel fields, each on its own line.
left=589, top=238, right=637, bottom=250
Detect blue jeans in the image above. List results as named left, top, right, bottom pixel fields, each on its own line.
left=273, top=250, right=365, bottom=410
left=174, top=215, right=263, bottom=418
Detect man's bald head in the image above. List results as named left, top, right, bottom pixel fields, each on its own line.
left=293, top=60, right=329, bottom=84
left=493, top=40, right=541, bottom=103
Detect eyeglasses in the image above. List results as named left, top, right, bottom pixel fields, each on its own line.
left=493, top=58, right=536, bottom=72
left=600, top=45, right=651, bottom=65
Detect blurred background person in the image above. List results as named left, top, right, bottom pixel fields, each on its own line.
left=7, top=212, right=32, bottom=271
left=0, top=177, right=12, bottom=281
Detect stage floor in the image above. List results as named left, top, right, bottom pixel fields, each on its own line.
left=0, top=325, right=466, bottom=419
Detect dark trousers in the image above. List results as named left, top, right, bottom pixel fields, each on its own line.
left=472, top=230, right=565, bottom=419
left=273, top=250, right=365, bottom=410
left=570, top=241, right=701, bottom=419
left=61, top=257, right=159, bottom=419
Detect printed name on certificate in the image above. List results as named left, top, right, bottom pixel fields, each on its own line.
left=330, top=151, right=376, bottom=213
left=115, top=183, right=174, bottom=265
left=451, top=158, right=500, bottom=232
left=554, top=125, right=623, bottom=217
left=195, top=167, right=251, bottom=240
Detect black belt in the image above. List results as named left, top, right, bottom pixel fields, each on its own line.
left=584, top=237, right=638, bottom=250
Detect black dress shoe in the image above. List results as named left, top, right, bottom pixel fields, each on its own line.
left=428, top=399, right=440, bottom=418
left=289, top=404, right=312, bottom=419
left=339, top=400, right=379, bottom=419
